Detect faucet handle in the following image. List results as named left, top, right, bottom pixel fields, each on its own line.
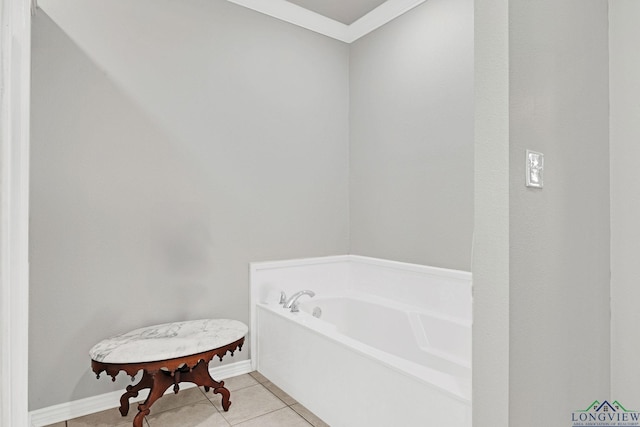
left=279, top=291, right=287, bottom=305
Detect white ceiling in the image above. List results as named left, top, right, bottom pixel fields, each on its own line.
left=227, top=0, right=427, bottom=43
left=285, top=0, right=388, bottom=25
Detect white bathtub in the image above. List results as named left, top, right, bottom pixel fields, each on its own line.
left=299, top=295, right=471, bottom=380
left=250, top=255, right=471, bottom=427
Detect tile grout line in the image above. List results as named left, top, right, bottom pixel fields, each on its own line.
left=248, top=373, right=322, bottom=427
left=228, top=406, right=313, bottom=427
left=222, top=380, right=313, bottom=427
left=225, top=382, right=286, bottom=426
left=198, top=381, right=289, bottom=427
left=290, top=407, right=315, bottom=427
left=254, top=382, right=315, bottom=427
left=261, top=382, right=291, bottom=405
left=228, top=406, right=281, bottom=426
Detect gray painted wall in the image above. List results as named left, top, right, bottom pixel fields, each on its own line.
left=509, top=0, right=610, bottom=424
left=30, top=0, right=349, bottom=409
left=349, top=0, right=474, bottom=271
left=611, top=0, right=640, bottom=406
left=472, top=0, right=509, bottom=424
left=30, top=0, right=476, bottom=412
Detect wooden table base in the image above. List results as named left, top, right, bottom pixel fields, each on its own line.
left=91, top=337, right=244, bottom=427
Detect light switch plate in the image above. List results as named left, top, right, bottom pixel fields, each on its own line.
left=526, top=150, right=544, bottom=188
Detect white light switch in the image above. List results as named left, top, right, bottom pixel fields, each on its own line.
left=526, top=150, right=544, bottom=188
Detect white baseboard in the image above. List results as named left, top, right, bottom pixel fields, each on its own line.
left=29, top=360, right=252, bottom=427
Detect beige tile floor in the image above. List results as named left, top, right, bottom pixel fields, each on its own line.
left=46, top=372, right=329, bottom=427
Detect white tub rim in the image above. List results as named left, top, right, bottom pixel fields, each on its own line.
left=250, top=254, right=472, bottom=281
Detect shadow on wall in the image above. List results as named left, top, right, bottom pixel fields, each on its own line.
left=30, top=11, right=239, bottom=408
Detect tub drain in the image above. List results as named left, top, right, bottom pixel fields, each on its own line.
left=312, top=307, right=322, bottom=318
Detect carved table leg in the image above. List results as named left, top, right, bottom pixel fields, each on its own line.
left=179, top=359, right=232, bottom=411
left=119, top=371, right=153, bottom=416
left=132, top=371, right=174, bottom=427
left=214, top=386, right=232, bottom=411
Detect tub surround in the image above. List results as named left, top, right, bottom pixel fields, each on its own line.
left=250, top=255, right=471, bottom=359
left=250, top=255, right=472, bottom=426
left=249, top=255, right=471, bottom=350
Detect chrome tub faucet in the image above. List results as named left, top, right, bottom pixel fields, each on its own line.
left=282, top=290, right=315, bottom=312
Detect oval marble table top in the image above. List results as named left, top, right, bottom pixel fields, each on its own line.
left=90, top=319, right=248, bottom=364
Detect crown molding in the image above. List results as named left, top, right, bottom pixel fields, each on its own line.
left=227, top=0, right=427, bottom=43
left=226, top=0, right=350, bottom=41
left=346, top=0, right=427, bottom=43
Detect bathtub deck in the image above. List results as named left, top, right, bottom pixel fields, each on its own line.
left=43, top=372, right=329, bottom=427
